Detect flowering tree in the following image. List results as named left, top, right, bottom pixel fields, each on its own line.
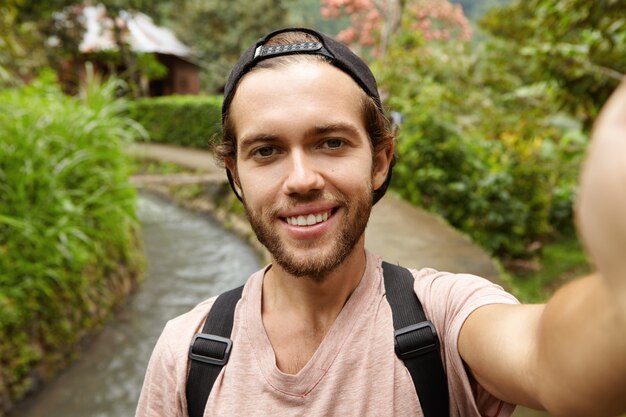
left=320, top=0, right=385, bottom=46
left=406, top=0, right=472, bottom=42
left=320, top=0, right=472, bottom=56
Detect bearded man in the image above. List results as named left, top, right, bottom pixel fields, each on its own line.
left=136, top=28, right=626, bottom=417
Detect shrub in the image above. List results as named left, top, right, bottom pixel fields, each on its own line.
left=392, top=108, right=557, bottom=257
left=129, top=95, right=222, bottom=149
left=0, top=73, right=142, bottom=411
left=374, top=26, right=588, bottom=259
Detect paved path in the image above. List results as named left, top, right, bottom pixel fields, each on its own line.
left=130, top=143, right=548, bottom=417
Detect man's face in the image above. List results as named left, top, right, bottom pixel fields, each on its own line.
left=228, top=61, right=390, bottom=280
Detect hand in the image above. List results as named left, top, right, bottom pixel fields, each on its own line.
left=576, top=79, right=626, bottom=319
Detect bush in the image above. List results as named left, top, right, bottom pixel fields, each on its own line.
left=0, top=73, right=142, bottom=411
left=129, top=95, right=222, bottom=149
left=376, top=29, right=587, bottom=259
left=391, top=109, right=559, bottom=257
left=389, top=89, right=586, bottom=258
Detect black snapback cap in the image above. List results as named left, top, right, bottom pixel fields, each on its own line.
left=221, top=27, right=392, bottom=204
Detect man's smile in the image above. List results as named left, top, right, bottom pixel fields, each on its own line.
left=282, top=208, right=337, bottom=227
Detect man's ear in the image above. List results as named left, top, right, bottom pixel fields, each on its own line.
left=372, top=141, right=394, bottom=190
left=224, top=157, right=241, bottom=189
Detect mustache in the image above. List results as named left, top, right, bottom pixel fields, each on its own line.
left=266, top=191, right=349, bottom=216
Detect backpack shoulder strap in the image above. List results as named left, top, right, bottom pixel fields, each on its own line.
left=186, top=285, right=244, bottom=417
left=382, top=261, right=450, bottom=417
left=186, top=264, right=449, bottom=417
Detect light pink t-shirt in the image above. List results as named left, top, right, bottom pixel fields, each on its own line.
left=136, top=251, right=518, bottom=416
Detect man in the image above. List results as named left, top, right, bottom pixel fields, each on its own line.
left=136, top=28, right=626, bottom=417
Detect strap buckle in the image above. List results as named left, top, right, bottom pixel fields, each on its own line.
left=394, top=321, right=439, bottom=360
left=188, top=333, right=233, bottom=366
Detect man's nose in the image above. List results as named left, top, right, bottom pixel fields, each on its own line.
left=282, top=150, right=324, bottom=195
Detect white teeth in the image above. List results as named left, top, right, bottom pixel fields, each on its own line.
left=286, top=211, right=332, bottom=227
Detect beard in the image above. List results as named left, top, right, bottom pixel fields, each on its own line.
left=243, top=187, right=373, bottom=282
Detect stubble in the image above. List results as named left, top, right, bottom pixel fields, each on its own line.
left=243, top=189, right=373, bottom=282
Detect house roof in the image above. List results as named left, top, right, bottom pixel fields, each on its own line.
left=79, top=4, right=192, bottom=58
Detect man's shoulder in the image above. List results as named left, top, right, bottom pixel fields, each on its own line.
left=409, top=267, right=513, bottom=297
left=402, top=265, right=518, bottom=333
left=408, top=267, right=506, bottom=292
left=160, top=296, right=220, bottom=352
left=162, top=267, right=264, bottom=343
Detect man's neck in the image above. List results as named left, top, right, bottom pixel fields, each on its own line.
left=260, top=240, right=368, bottom=374
left=262, top=240, right=368, bottom=327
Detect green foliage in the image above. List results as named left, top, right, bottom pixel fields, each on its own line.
left=129, top=95, right=222, bottom=148
left=285, top=0, right=350, bottom=35
left=480, top=0, right=626, bottom=126
left=160, top=0, right=289, bottom=92
left=391, top=112, right=559, bottom=257
left=502, top=238, right=591, bottom=303
left=0, top=74, right=143, bottom=409
left=453, top=0, right=511, bottom=22
left=135, top=52, right=168, bottom=80
left=0, top=0, right=50, bottom=86
left=376, top=24, right=587, bottom=258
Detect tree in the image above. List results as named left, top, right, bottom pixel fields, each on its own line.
left=161, top=0, right=289, bottom=92
left=480, top=0, right=626, bottom=125
left=0, top=0, right=60, bottom=86
left=319, top=0, right=472, bottom=57
left=454, top=0, right=511, bottom=22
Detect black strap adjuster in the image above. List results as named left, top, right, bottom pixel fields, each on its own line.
left=394, top=321, right=439, bottom=359
left=189, top=333, right=233, bottom=366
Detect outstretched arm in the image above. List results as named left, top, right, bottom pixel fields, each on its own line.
left=458, top=80, right=626, bottom=417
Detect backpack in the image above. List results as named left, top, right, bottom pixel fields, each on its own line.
left=186, top=262, right=449, bottom=417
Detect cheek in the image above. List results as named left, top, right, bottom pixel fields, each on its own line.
left=329, top=161, right=375, bottom=190
left=237, top=165, right=281, bottom=201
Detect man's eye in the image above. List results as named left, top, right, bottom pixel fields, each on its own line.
left=323, top=139, right=344, bottom=149
left=254, top=147, right=275, bottom=157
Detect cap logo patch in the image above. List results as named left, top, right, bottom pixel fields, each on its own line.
left=254, top=42, right=323, bottom=59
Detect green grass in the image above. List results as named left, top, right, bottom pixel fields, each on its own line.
left=0, top=73, right=143, bottom=408
left=503, top=237, right=591, bottom=303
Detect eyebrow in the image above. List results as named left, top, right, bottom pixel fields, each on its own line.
left=238, top=134, right=280, bottom=153
left=238, top=122, right=362, bottom=153
left=307, top=123, right=361, bottom=138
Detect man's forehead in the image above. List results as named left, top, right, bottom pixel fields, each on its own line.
left=235, top=60, right=362, bottom=95
left=228, top=62, right=368, bottom=151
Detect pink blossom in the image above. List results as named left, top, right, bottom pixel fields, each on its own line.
left=337, top=27, right=357, bottom=44
left=319, top=0, right=472, bottom=49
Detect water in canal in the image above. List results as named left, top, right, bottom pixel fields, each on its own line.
left=13, top=192, right=262, bottom=417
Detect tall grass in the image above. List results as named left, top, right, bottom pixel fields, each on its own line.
left=0, top=72, right=143, bottom=412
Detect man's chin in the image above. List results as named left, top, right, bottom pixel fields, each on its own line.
left=271, top=247, right=347, bottom=281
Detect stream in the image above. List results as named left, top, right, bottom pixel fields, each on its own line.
left=13, top=192, right=262, bottom=417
